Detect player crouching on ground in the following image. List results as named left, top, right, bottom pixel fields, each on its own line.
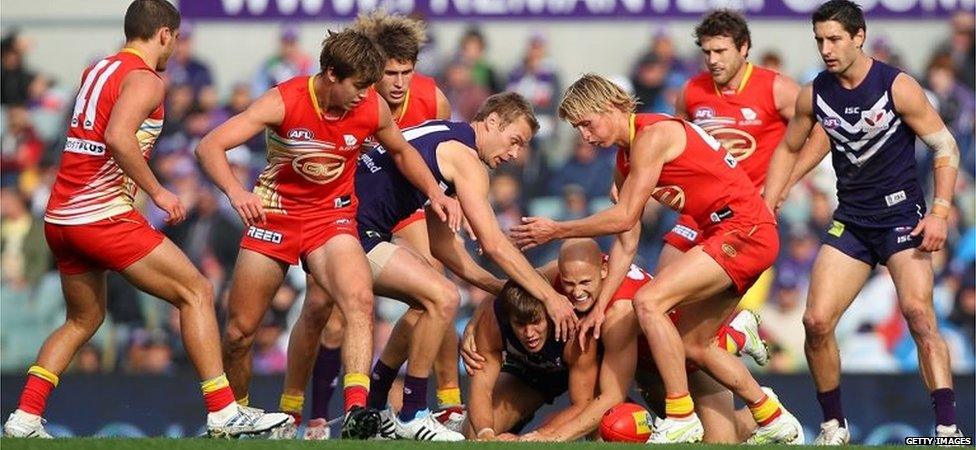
left=461, top=238, right=778, bottom=443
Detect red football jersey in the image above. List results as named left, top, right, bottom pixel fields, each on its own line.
left=45, top=50, right=164, bottom=225
left=615, top=113, right=773, bottom=231
left=683, top=64, right=785, bottom=190
left=256, top=76, right=380, bottom=215
left=395, top=74, right=439, bottom=128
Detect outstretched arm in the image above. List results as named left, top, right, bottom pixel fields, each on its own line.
left=893, top=72, right=959, bottom=252
left=467, top=305, right=505, bottom=440
left=195, top=87, right=284, bottom=226
left=763, top=84, right=817, bottom=212
left=525, top=335, right=600, bottom=439
left=427, top=204, right=505, bottom=295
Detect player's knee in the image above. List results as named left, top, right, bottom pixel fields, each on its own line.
left=802, top=309, right=835, bottom=338
left=223, top=319, right=257, bottom=352
left=185, top=275, right=215, bottom=309
left=68, top=308, right=105, bottom=333
left=430, top=284, right=460, bottom=320
left=633, top=294, right=667, bottom=324
left=682, top=340, right=709, bottom=365
left=339, top=290, right=374, bottom=320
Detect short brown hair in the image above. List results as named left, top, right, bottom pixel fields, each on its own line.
left=352, top=10, right=427, bottom=64
left=124, top=0, right=180, bottom=41
left=812, top=0, right=866, bottom=38
left=558, top=73, right=637, bottom=123
left=472, top=92, right=540, bottom=134
left=694, top=10, right=752, bottom=53
left=498, top=280, right=546, bottom=326
left=319, top=29, right=384, bottom=86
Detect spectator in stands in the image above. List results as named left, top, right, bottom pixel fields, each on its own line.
left=165, top=23, right=214, bottom=101
left=506, top=32, right=560, bottom=147
left=457, top=27, right=501, bottom=93
left=73, top=344, right=102, bottom=374
left=441, top=59, right=489, bottom=121
left=0, top=186, right=49, bottom=290
left=759, top=50, right=783, bottom=73
left=251, top=25, right=313, bottom=96
left=0, top=105, right=44, bottom=188
left=936, top=12, right=975, bottom=90
left=868, top=36, right=905, bottom=70
left=923, top=54, right=975, bottom=178
left=160, top=83, right=195, bottom=138
left=0, top=31, right=39, bottom=106
left=949, top=264, right=975, bottom=344
left=546, top=137, right=614, bottom=200
left=760, top=267, right=807, bottom=372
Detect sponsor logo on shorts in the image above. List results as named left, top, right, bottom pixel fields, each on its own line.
left=894, top=226, right=913, bottom=233
left=64, top=137, right=107, bottom=156
left=335, top=218, right=353, bottom=227
left=287, top=128, right=314, bottom=140
left=365, top=230, right=382, bottom=239
left=672, top=224, right=698, bottom=241
left=721, top=243, right=737, bottom=257
left=897, top=234, right=914, bottom=244
left=247, top=226, right=283, bottom=244
left=828, top=220, right=845, bottom=237
left=885, top=190, right=906, bottom=207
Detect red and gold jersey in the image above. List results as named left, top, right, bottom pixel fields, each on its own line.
left=683, top=64, right=785, bottom=190
left=395, top=73, right=439, bottom=128
left=45, top=50, right=164, bottom=225
left=616, top=113, right=774, bottom=231
left=256, top=76, right=380, bottom=215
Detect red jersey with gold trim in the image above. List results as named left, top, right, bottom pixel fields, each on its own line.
left=256, top=76, right=380, bottom=215
left=615, top=113, right=774, bottom=231
left=683, top=64, right=785, bottom=189
left=395, top=74, right=439, bottom=128
left=45, top=50, right=164, bottom=225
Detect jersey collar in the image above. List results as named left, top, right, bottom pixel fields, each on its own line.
left=713, top=62, right=754, bottom=97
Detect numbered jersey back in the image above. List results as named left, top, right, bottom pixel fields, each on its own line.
left=45, top=50, right=164, bottom=225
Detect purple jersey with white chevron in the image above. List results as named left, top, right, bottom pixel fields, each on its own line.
left=813, top=60, right=925, bottom=227
left=355, top=120, right=474, bottom=243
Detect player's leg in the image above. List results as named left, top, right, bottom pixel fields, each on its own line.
left=311, top=306, right=346, bottom=419
left=303, top=234, right=377, bottom=438
left=886, top=249, right=958, bottom=435
left=368, top=244, right=461, bottom=438
left=221, top=249, right=288, bottom=402
left=486, top=373, right=548, bottom=438
left=4, top=270, right=107, bottom=438
left=803, top=244, right=872, bottom=444
left=125, top=240, right=292, bottom=436
left=688, top=370, right=739, bottom=444
left=278, top=275, right=336, bottom=434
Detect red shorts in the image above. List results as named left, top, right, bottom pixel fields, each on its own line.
left=700, top=221, right=779, bottom=295
left=663, top=214, right=701, bottom=253
left=391, top=208, right=426, bottom=234
left=239, top=210, right=358, bottom=265
left=44, top=209, right=164, bottom=275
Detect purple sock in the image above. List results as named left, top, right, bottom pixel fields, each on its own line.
left=311, top=345, right=342, bottom=419
left=367, top=360, right=399, bottom=410
left=398, top=375, right=428, bottom=422
left=931, top=388, right=956, bottom=427
left=816, top=387, right=845, bottom=426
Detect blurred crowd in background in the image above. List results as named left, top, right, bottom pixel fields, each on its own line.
left=1, top=13, right=974, bottom=377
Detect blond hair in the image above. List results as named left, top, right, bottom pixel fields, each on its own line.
left=351, top=10, right=427, bottom=63
left=319, top=28, right=385, bottom=86
left=557, top=73, right=637, bottom=123
left=473, top=92, right=540, bottom=134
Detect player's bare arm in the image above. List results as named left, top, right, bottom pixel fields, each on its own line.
left=772, top=74, right=832, bottom=199
left=533, top=301, right=639, bottom=441
left=460, top=294, right=497, bottom=374
left=674, top=82, right=690, bottom=120
left=439, top=141, right=577, bottom=341
left=467, top=304, right=505, bottom=440
left=374, top=100, right=462, bottom=231
left=522, top=333, right=599, bottom=441
left=195, top=88, right=285, bottom=226
left=426, top=202, right=505, bottom=295
left=105, top=70, right=184, bottom=225
left=892, top=73, right=959, bottom=252
left=512, top=122, right=676, bottom=248
left=762, top=84, right=817, bottom=211
left=435, top=87, right=452, bottom=120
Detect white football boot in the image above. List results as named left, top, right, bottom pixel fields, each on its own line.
left=813, top=419, right=850, bottom=445
left=3, top=410, right=52, bottom=438
left=431, top=405, right=467, bottom=434
left=394, top=409, right=465, bottom=441
left=206, top=404, right=294, bottom=438
left=647, top=413, right=704, bottom=443
left=729, top=309, right=770, bottom=366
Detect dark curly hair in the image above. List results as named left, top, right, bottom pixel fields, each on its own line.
left=812, top=0, right=866, bottom=38
left=694, top=10, right=752, bottom=53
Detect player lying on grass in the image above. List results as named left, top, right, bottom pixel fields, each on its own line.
left=461, top=238, right=775, bottom=442
left=279, top=93, right=578, bottom=441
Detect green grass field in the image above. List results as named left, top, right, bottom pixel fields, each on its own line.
left=0, top=439, right=927, bottom=450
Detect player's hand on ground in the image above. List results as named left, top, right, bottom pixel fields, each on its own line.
left=460, top=323, right=484, bottom=375
left=544, top=294, right=578, bottom=342
left=151, top=188, right=187, bottom=225
left=430, top=193, right=462, bottom=232
left=511, top=216, right=560, bottom=250
left=228, top=188, right=266, bottom=227
left=520, top=431, right=557, bottom=442
left=577, top=308, right=606, bottom=351
left=496, top=433, right=519, bottom=441
left=475, top=428, right=497, bottom=441
left=911, top=214, right=948, bottom=252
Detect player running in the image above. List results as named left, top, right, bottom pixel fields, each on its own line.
left=279, top=93, right=577, bottom=441
left=288, top=12, right=461, bottom=440
left=3, top=0, right=292, bottom=439
left=512, top=74, right=802, bottom=444
left=462, top=239, right=772, bottom=443
left=195, top=28, right=460, bottom=440
left=762, top=0, right=963, bottom=443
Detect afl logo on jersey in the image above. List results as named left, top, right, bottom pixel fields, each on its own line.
left=293, top=153, right=346, bottom=184
left=694, top=107, right=715, bottom=120
left=822, top=117, right=841, bottom=130
left=708, top=128, right=757, bottom=160
left=287, top=128, right=314, bottom=140
left=651, top=185, right=686, bottom=211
